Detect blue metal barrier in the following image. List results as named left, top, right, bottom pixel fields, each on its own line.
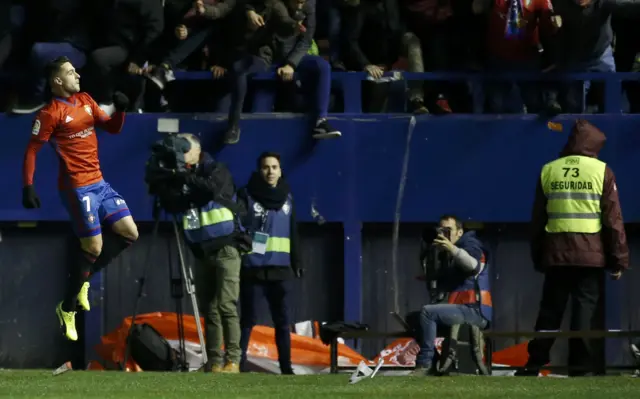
left=2, top=113, right=639, bottom=353
left=1, top=70, right=639, bottom=364
left=2, top=70, right=637, bottom=113
left=173, top=71, right=640, bottom=113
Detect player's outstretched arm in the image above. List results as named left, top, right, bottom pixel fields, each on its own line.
left=22, top=111, right=55, bottom=209
left=86, top=92, right=129, bottom=134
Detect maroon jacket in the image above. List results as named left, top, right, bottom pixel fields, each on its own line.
left=530, top=120, right=629, bottom=273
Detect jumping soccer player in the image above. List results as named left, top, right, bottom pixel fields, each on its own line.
left=21, top=56, right=138, bottom=341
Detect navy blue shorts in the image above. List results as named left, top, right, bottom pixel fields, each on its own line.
left=60, top=180, right=131, bottom=238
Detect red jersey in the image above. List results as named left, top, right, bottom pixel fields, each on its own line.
left=22, top=93, right=125, bottom=190
left=487, top=0, right=555, bottom=62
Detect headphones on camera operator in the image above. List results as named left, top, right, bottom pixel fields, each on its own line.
left=420, top=226, right=454, bottom=304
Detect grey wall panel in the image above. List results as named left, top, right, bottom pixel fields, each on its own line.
left=2, top=221, right=637, bottom=369
left=361, top=223, right=427, bottom=358
left=103, top=222, right=344, bottom=334
left=361, top=223, right=640, bottom=365
left=614, top=227, right=640, bottom=367
left=0, top=225, right=75, bottom=368
left=103, top=223, right=195, bottom=334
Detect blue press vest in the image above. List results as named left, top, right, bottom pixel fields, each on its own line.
left=182, top=198, right=236, bottom=244
left=243, top=193, right=292, bottom=267
left=445, top=253, right=493, bottom=325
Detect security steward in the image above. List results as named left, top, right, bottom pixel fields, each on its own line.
left=237, top=152, right=302, bottom=374
left=177, top=134, right=250, bottom=374
left=412, top=215, right=492, bottom=376
left=518, top=120, right=629, bottom=376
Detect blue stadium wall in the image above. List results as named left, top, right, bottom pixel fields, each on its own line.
left=1, top=113, right=640, bottom=369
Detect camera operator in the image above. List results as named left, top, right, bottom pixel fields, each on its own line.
left=174, top=133, right=249, bottom=374
left=236, top=152, right=302, bottom=375
left=413, top=215, right=492, bottom=376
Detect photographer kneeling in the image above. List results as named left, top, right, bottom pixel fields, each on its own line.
left=173, top=134, right=250, bottom=374
left=414, top=215, right=492, bottom=376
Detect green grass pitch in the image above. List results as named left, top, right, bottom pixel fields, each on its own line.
left=1, top=370, right=640, bottom=398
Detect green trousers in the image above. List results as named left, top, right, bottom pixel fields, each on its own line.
left=195, top=245, right=241, bottom=365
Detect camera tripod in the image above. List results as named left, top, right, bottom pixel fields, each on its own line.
left=122, top=198, right=207, bottom=371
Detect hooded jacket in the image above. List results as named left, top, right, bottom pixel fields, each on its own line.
left=530, top=119, right=629, bottom=272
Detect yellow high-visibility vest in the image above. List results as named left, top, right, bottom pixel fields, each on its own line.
left=540, top=155, right=606, bottom=234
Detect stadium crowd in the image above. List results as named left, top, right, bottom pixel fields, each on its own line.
left=1, top=0, right=639, bottom=137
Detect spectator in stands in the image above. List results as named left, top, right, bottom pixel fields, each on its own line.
left=473, top=0, right=560, bottom=114
left=0, top=2, right=23, bottom=70
left=613, top=15, right=640, bottom=113
left=400, top=0, right=457, bottom=114
left=317, top=0, right=348, bottom=70
left=84, top=0, right=164, bottom=115
left=223, top=0, right=341, bottom=144
left=147, top=0, right=240, bottom=90
left=11, top=1, right=95, bottom=114
left=550, top=0, right=639, bottom=113
left=344, top=0, right=429, bottom=113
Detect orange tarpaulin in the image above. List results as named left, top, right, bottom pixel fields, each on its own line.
left=91, top=312, right=548, bottom=375
left=93, top=312, right=367, bottom=372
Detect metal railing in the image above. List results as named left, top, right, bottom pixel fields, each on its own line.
left=328, top=328, right=640, bottom=374
left=1, top=70, right=637, bottom=113
left=173, top=70, right=640, bottom=114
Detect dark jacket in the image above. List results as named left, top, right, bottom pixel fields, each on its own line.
left=236, top=188, right=302, bottom=281
left=530, top=120, right=629, bottom=273
left=25, top=0, right=95, bottom=51
left=343, top=0, right=404, bottom=68
left=401, top=0, right=453, bottom=28
left=101, top=0, right=164, bottom=65
left=551, top=0, right=640, bottom=65
left=184, top=153, right=247, bottom=258
left=178, top=0, right=238, bottom=28
left=438, top=231, right=487, bottom=286
left=245, top=0, right=316, bottom=67
left=202, top=0, right=238, bottom=20
left=163, top=0, right=194, bottom=31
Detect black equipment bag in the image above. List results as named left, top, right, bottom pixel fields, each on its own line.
left=127, top=323, right=180, bottom=371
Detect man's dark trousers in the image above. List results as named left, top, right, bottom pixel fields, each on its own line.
left=239, top=278, right=293, bottom=373
left=526, top=266, right=605, bottom=375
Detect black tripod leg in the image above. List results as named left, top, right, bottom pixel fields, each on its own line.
left=122, top=212, right=162, bottom=370
left=167, top=233, right=188, bottom=371
left=172, top=215, right=208, bottom=369
left=471, top=325, right=490, bottom=376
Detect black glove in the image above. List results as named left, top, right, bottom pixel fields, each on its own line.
left=113, top=91, right=130, bottom=112
left=294, top=268, right=304, bottom=278
left=22, top=185, right=41, bottom=209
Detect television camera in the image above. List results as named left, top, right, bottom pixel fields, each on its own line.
left=420, top=226, right=453, bottom=304
left=144, top=134, right=194, bottom=214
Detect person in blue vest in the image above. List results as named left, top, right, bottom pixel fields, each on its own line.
left=237, top=151, right=302, bottom=374
left=176, top=133, right=250, bottom=374
left=413, top=215, right=492, bottom=375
